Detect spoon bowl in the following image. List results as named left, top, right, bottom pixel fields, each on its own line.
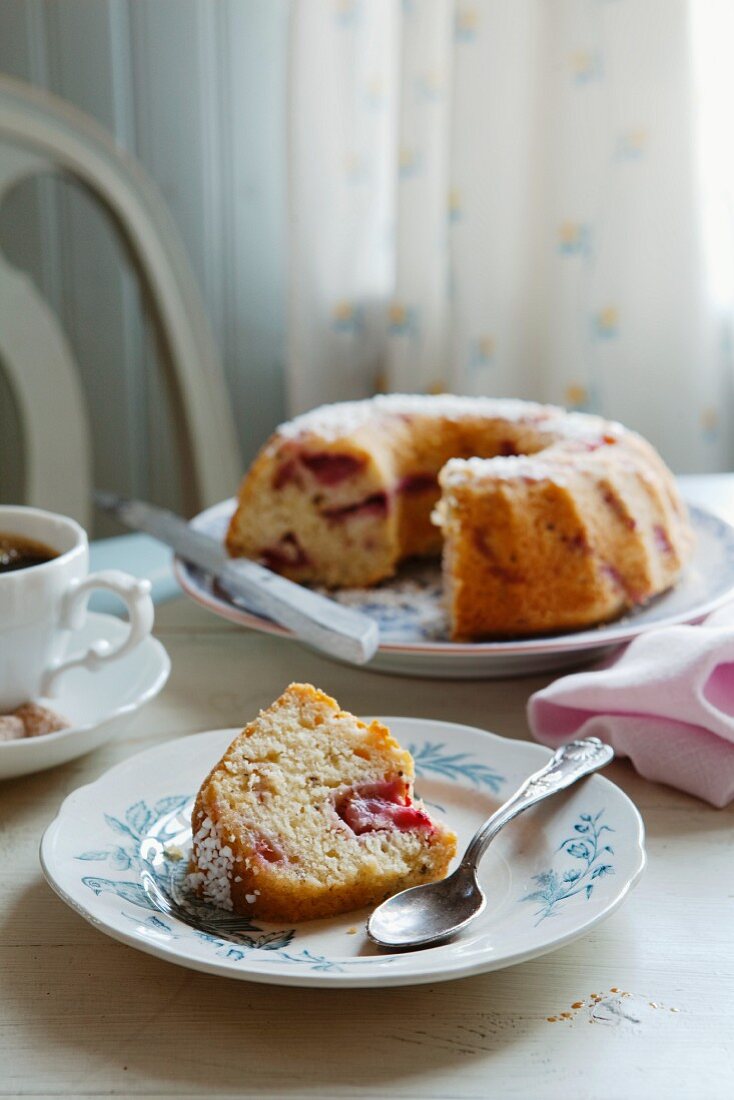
left=368, top=864, right=485, bottom=949
left=368, top=737, right=614, bottom=950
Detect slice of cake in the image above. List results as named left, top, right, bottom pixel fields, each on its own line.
left=187, top=683, right=457, bottom=921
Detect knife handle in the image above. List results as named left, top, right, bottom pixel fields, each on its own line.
left=221, top=559, right=380, bottom=665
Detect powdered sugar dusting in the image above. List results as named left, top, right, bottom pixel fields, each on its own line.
left=440, top=454, right=571, bottom=487
left=277, top=394, right=558, bottom=442
left=188, top=814, right=234, bottom=910
left=544, top=411, right=622, bottom=442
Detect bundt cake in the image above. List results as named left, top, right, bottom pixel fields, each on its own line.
left=226, top=395, right=694, bottom=639
left=187, top=683, right=457, bottom=921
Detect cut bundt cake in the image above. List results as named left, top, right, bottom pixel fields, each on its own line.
left=226, top=395, right=694, bottom=639
left=187, top=683, right=457, bottom=921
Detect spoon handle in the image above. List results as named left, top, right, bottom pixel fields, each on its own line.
left=461, top=738, right=614, bottom=870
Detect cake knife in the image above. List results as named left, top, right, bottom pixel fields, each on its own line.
left=94, top=492, right=380, bottom=665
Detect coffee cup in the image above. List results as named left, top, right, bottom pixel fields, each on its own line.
left=0, top=505, right=155, bottom=712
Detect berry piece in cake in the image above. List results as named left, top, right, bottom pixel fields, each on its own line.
left=187, top=683, right=457, bottom=921
left=335, top=778, right=437, bottom=835
left=321, top=492, right=389, bottom=522
left=300, top=452, right=366, bottom=485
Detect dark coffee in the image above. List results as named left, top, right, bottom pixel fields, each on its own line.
left=0, top=532, right=59, bottom=573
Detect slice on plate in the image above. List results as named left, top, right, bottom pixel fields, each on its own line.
left=187, top=683, right=457, bottom=921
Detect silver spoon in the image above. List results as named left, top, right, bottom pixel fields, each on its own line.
left=367, top=737, right=614, bottom=950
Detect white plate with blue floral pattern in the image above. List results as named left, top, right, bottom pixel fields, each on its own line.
left=174, top=500, right=734, bottom=679
left=40, top=718, right=645, bottom=988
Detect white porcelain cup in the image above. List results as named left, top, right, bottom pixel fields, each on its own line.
left=0, top=505, right=155, bottom=711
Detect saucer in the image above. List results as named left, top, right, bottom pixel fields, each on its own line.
left=0, top=612, right=170, bottom=780
left=40, top=719, right=645, bottom=987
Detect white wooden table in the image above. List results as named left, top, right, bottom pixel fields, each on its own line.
left=3, top=477, right=734, bottom=1099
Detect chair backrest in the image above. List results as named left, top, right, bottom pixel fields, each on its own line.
left=0, top=75, right=241, bottom=528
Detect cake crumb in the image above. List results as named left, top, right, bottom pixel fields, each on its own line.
left=347, top=926, right=358, bottom=935
left=163, top=844, right=184, bottom=861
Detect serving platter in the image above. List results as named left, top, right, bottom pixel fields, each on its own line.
left=40, top=719, right=645, bottom=988
left=174, top=501, right=734, bottom=678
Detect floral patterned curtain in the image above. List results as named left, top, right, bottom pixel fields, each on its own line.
left=287, top=0, right=733, bottom=472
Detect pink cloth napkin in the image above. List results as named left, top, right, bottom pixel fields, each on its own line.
left=527, top=603, right=734, bottom=807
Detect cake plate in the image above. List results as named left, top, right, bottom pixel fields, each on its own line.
left=40, top=719, right=645, bottom=989
left=173, top=500, right=734, bottom=679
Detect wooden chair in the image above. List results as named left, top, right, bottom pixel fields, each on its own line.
left=0, top=74, right=241, bottom=531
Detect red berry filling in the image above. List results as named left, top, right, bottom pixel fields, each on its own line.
left=599, top=562, right=645, bottom=604
left=653, top=524, right=674, bottom=555
left=260, top=532, right=310, bottom=572
left=301, top=452, right=366, bottom=485
left=600, top=562, right=624, bottom=590
left=322, top=492, right=389, bottom=522
left=397, top=473, right=438, bottom=494
left=563, top=531, right=592, bottom=554
left=573, top=436, right=609, bottom=452
left=272, top=460, right=303, bottom=491
left=603, top=489, right=637, bottom=530
left=335, top=777, right=435, bottom=836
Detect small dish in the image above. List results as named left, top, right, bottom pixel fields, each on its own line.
left=40, top=719, right=645, bottom=988
left=174, top=500, right=734, bottom=678
left=0, top=611, right=170, bottom=780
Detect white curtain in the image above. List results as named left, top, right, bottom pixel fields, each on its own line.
left=287, top=0, right=734, bottom=473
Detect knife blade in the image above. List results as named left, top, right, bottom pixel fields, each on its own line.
left=95, top=492, right=380, bottom=665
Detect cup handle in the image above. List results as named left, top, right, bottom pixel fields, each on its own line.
left=40, top=570, right=155, bottom=696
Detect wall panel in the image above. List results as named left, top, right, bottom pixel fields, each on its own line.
left=0, top=0, right=289, bottom=526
